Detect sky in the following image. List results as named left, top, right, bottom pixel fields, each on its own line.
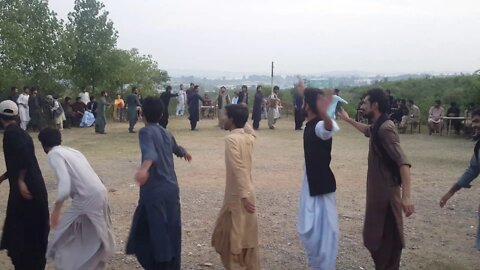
left=49, top=0, right=480, bottom=76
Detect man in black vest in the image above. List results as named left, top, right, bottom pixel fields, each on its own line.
left=297, top=83, right=340, bottom=270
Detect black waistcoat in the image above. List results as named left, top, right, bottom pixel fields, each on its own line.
left=303, top=118, right=336, bottom=196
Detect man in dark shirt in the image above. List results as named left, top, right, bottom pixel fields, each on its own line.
left=447, top=102, right=462, bottom=134
left=28, top=87, right=43, bottom=131
left=159, top=85, right=178, bottom=128
left=126, top=87, right=142, bottom=133
left=71, top=97, right=87, bottom=127
left=293, top=84, right=305, bottom=130
left=0, top=100, right=49, bottom=270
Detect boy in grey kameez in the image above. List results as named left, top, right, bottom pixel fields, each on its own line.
left=126, top=97, right=192, bottom=270
left=38, top=128, right=115, bottom=270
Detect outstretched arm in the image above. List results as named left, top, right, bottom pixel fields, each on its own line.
left=338, top=109, right=370, bottom=134
left=171, top=134, right=192, bottom=162
left=440, top=153, right=479, bottom=207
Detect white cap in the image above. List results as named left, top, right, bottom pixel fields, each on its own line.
left=0, top=100, right=18, bottom=117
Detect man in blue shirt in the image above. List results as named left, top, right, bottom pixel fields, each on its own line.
left=440, top=108, right=480, bottom=250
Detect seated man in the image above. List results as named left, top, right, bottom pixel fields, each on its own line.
left=71, top=97, right=87, bottom=127
left=406, top=99, right=421, bottom=130
left=428, top=100, right=445, bottom=135
left=447, top=102, right=462, bottom=135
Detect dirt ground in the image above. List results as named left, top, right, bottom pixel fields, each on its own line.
left=0, top=116, right=478, bottom=270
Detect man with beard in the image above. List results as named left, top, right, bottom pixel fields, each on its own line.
left=0, top=100, right=50, bottom=270
left=297, top=85, right=340, bottom=270
left=338, top=89, right=415, bottom=270
left=159, top=85, right=178, bottom=128
left=440, top=108, right=480, bottom=251
left=238, top=85, right=249, bottom=105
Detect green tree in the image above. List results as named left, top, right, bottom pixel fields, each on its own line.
left=0, top=0, right=65, bottom=94
left=67, top=0, right=118, bottom=93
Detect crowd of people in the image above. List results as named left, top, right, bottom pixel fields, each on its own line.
left=0, top=80, right=479, bottom=270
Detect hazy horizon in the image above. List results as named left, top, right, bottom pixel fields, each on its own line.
left=49, top=0, right=480, bottom=76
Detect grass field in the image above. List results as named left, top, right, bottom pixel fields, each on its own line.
left=0, top=116, right=478, bottom=270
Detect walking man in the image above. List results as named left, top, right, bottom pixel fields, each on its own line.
left=17, top=86, right=30, bottom=130
left=440, top=108, right=480, bottom=250
left=0, top=100, right=49, bottom=270
left=338, top=89, right=415, bottom=270
left=38, top=128, right=115, bottom=269
left=127, top=87, right=142, bottom=133
left=188, top=85, right=205, bottom=131
left=297, top=88, right=340, bottom=270
left=159, top=85, right=178, bottom=128
left=212, top=104, right=260, bottom=270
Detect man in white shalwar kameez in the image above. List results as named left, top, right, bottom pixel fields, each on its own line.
left=297, top=85, right=340, bottom=270
left=17, top=86, right=30, bottom=130
left=38, top=128, right=115, bottom=270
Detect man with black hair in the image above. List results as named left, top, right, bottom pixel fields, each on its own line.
left=440, top=108, right=480, bottom=251
left=17, top=86, right=30, bottom=130
left=159, top=85, right=178, bottom=128
left=126, top=97, right=191, bottom=270
left=95, top=91, right=110, bottom=134
left=296, top=82, right=340, bottom=270
left=447, top=102, right=462, bottom=134
left=212, top=104, right=259, bottom=270
left=0, top=100, right=49, bottom=270
left=216, top=86, right=231, bottom=128
left=238, top=85, right=249, bottom=105
left=338, top=89, right=415, bottom=270
left=267, top=86, right=281, bottom=129
left=38, top=128, right=115, bottom=269
left=252, top=86, right=264, bottom=130
left=293, top=83, right=304, bottom=130
left=127, top=87, right=142, bottom=133
left=428, top=100, right=445, bottom=135
left=188, top=85, right=205, bottom=130
left=28, top=87, right=43, bottom=131
left=9, top=86, right=19, bottom=104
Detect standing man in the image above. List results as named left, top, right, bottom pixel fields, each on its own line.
left=338, top=89, right=415, bottom=270
left=188, top=85, right=205, bottom=131
left=267, top=86, right=281, bottom=129
left=126, top=97, right=192, bottom=270
left=293, top=83, right=304, bottom=130
left=440, top=108, right=480, bottom=251
left=238, top=85, right=249, bottom=105
left=38, top=128, right=115, bottom=269
left=447, top=102, right=462, bottom=135
left=252, top=86, right=264, bottom=130
left=297, top=87, right=340, bottom=270
left=176, top=84, right=187, bottom=116
left=95, top=91, right=109, bottom=134
left=428, top=100, right=445, bottom=135
left=159, top=85, right=178, bottom=128
left=0, top=100, right=50, bottom=270
left=28, top=87, right=43, bottom=132
left=212, top=104, right=260, bottom=270
left=8, top=87, right=19, bottom=104
left=17, top=86, right=30, bottom=130
left=127, top=87, right=142, bottom=133
left=79, top=88, right=90, bottom=106
left=216, top=86, right=231, bottom=128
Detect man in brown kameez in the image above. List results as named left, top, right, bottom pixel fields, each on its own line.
left=338, top=89, right=415, bottom=270
left=212, top=104, right=260, bottom=270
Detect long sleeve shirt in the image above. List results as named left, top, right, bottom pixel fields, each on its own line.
left=327, top=95, right=348, bottom=119
left=456, top=149, right=479, bottom=188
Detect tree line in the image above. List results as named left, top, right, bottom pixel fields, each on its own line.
left=0, top=0, right=169, bottom=99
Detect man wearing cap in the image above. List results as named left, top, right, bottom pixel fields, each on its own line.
left=0, top=100, right=50, bottom=270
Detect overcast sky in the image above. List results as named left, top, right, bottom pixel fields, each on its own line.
left=49, top=0, right=480, bottom=76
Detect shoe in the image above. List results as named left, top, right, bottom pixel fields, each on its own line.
left=129, top=130, right=136, bottom=133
